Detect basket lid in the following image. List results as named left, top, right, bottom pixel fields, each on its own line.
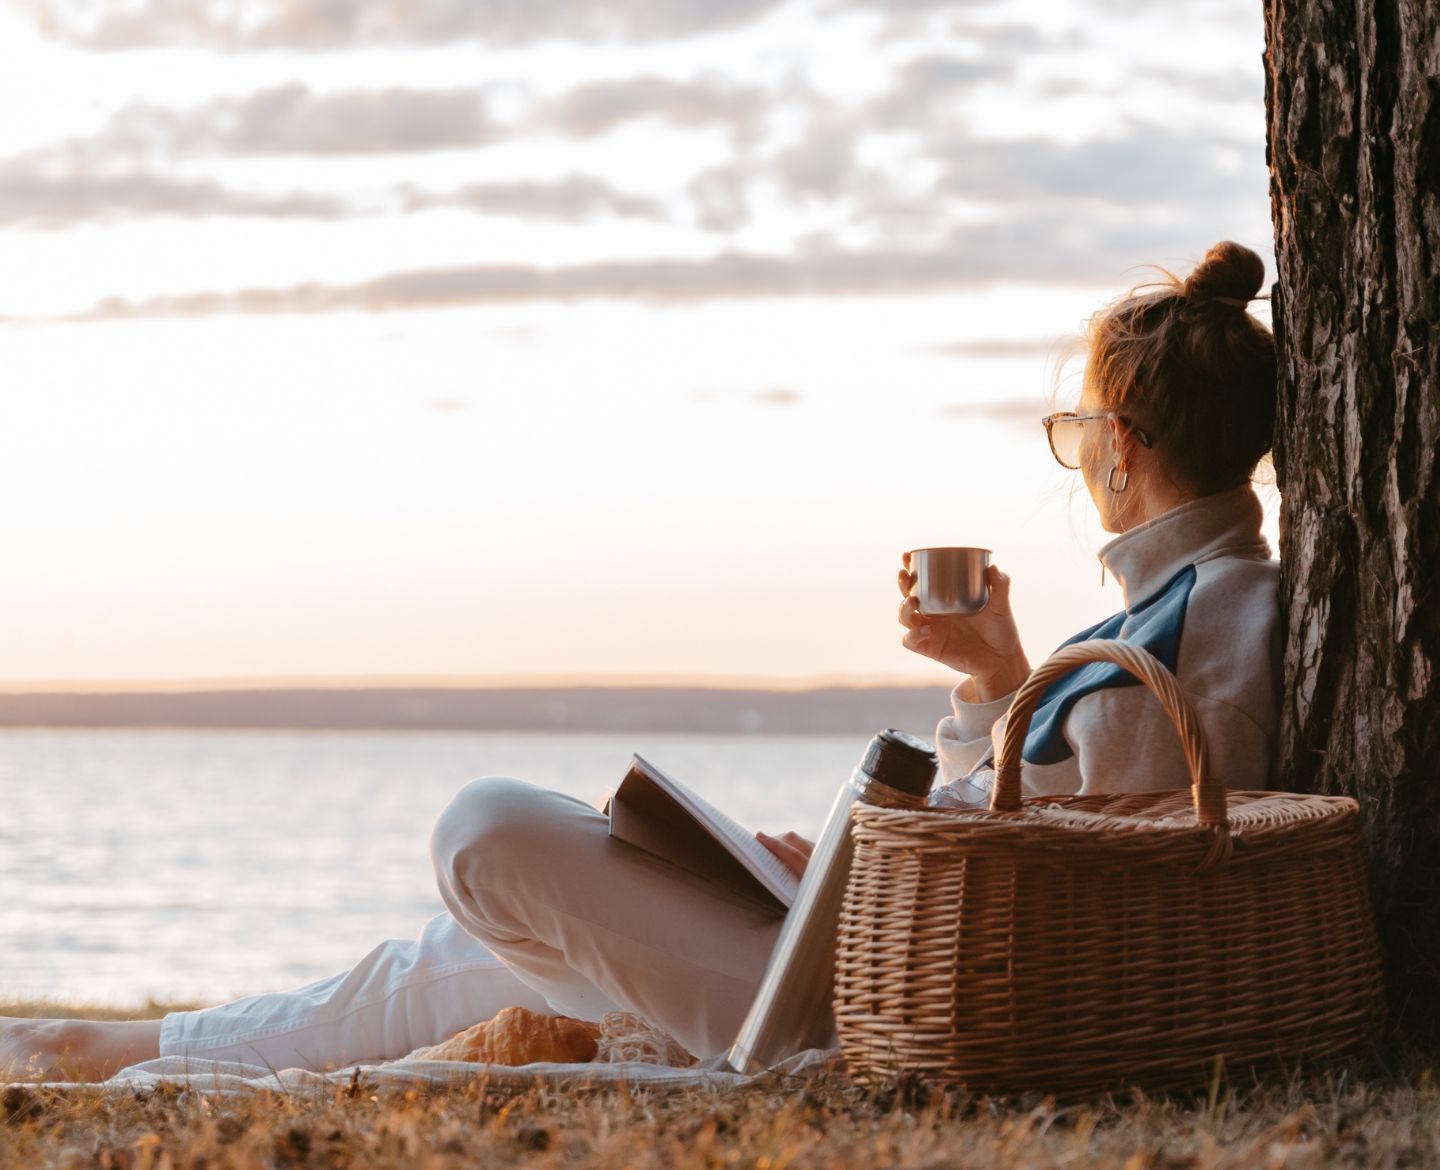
left=850, top=789, right=1363, bottom=871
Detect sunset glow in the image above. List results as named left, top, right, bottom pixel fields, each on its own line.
left=0, top=0, right=1277, bottom=688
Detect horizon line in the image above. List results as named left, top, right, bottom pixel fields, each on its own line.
left=0, top=671, right=957, bottom=695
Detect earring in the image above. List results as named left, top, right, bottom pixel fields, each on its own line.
left=1107, top=464, right=1129, bottom=492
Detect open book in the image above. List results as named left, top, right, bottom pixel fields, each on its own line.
left=592, top=754, right=801, bottom=911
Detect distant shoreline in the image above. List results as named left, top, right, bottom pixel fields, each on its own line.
left=0, top=684, right=953, bottom=736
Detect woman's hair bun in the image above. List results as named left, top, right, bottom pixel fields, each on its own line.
left=1182, top=240, right=1266, bottom=305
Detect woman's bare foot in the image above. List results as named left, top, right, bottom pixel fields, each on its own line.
left=1, top=1016, right=162, bottom=1082
left=1, top=1017, right=70, bottom=1081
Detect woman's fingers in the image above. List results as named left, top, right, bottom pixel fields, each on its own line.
left=901, top=626, right=934, bottom=657
left=902, top=624, right=926, bottom=647
left=897, top=567, right=915, bottom=598
left=899, top=595, right=937, bottom=656
left=755, top=832, right=811, bottom=878
left=897, top=595, right=925, bottom=629
left=986, top=564, right=1013, bottom=613
left=758, top=830, right=810, bottom=849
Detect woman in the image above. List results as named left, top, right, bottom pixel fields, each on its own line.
left=0, top=240, right=1280, bottom=1082
left=915, top=239, right=1281, bottom=812
left=757, top=239, right=1280, bottom=864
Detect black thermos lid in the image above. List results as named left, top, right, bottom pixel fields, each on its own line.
left=860, top=728, right=938, bottom=797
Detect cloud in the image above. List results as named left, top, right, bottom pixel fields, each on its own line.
left=32, top=218, right=1255, bottom=322
left=687, top=166, right=751, bottom=232
left=692, top=387, right=804, bottom=406
left=939, top=399, right=1042, bottom=429
left=1130, top=66, right=1262, bottom=104
left=0, top=144, right=664, bottom=228
left=685, top=124, right=1265, bottom=243
left=942, top=20, right=1073, bottom=54
left=1080, top=0, right=1254, bottom=17
left=752, top=387, right=802, bottom=406
left=0, top=8, right=1274, bottom=305
left=934, top=338, right=1071, bottom=359
left=0, top=157, right=346, bottom=229
left=679, top=49, right=1264, bottom=234
left=832, top=0, right=1009, bottom=28
left=928, top=130, right=1265, bottom=204
left=867, top=53, right=1014, bottom=124
left=404, top=176, right=666, bottom=221
left=769, top=112, right=865, bottom=200
left=19, top=0, right=1011, bottom=52
left=82, top=84, right=503, bottom=159
left=0, top=46, right=1266, bottom=243
left=0, top=86, right=509, bottom=227
left=15, top=93, right=1260, bottom=236
left=544, top=75, right=771, bottom=142
left=678, top=52, right=1026, bottom=229
left=19, top=0, right=791, bottom=49
left=62, top=249, right=989, bottom=320
left=13, top=76, right=770, bottom=165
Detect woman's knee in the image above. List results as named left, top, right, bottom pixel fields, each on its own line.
left=429, top=776, right=565, bottom=892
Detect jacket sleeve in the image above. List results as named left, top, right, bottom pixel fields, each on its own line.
left=934, top=680, right=1012, bottom=780
left=926, top=680, right=1014, bottom=808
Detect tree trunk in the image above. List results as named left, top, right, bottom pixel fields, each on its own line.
left=1265, top=0, right=1440, bottom=1045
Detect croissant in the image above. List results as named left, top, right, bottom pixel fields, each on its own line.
left=405, top=1005, right=601, bottom=1065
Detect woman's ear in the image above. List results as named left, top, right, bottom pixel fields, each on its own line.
left=1104, top=415, right=1127, bottom=462
left=1108, top=415, right=1142, bottom=466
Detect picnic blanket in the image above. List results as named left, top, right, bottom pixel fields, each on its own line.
left=38, top=1046, right=845, bottom=1098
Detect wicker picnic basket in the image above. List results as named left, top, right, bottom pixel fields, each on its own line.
left=833, top=639, right=1385, bottom=1098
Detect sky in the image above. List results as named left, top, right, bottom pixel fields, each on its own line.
left=0, top=0, right=1279, bottom=689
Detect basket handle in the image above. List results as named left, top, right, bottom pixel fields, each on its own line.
left=990, top=639, right=1227, bottom=830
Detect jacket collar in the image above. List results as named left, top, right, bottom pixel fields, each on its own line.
left=1098, top=485, right=1271, bottom=609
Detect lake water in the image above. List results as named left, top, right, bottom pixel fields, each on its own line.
left=1, top=728, right=873, bottom=1008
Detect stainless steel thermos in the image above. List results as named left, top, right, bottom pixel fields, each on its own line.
left=726, top=728, right=937, bottom=1073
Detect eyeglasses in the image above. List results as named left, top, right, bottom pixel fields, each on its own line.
left=1041, top=411, right=1152, bottom=470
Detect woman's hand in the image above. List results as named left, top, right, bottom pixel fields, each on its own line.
left=756, top=831, right=814, bottom=880
left=897, top=556, right=1031, bottom=701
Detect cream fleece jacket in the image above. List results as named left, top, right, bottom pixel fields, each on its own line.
left=928, top=485, right=1282, bottom=809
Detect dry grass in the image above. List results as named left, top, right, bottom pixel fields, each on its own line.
left=3, top=1004, right=1437, bottom=1170
left=0, top=1002, right=205, bottom=1023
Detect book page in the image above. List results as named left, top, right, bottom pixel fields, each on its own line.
left=623, top=754, right=801, bottom=908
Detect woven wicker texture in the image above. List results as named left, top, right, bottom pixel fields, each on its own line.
left=834, top=639, right=1385, bottom=1097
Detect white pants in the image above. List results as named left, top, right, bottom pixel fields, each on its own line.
left=159, top=777, right=789, bottom=1070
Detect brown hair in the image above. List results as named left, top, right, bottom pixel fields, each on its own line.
left=1083, top=240, right=1277, bottom=495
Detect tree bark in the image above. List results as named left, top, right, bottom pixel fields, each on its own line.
left=1265, top=0, right=1440, bottom=1044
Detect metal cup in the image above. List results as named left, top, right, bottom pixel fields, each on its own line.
left=907, top=547, right=991, bottom=615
